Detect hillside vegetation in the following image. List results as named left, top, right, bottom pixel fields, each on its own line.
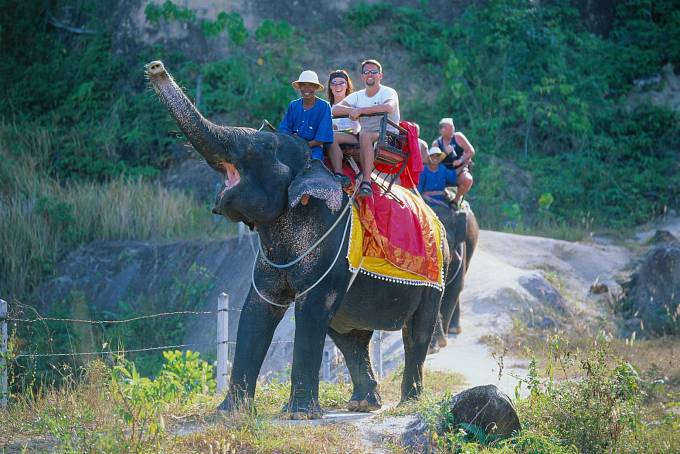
left=1, top=1, right=679, bottom=299
left=1, top=0, right=678, bottom=395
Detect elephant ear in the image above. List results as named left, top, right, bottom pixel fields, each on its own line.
left=288, top=160, right=343, bottom=211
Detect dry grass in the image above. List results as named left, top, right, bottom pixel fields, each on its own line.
left=0, top=121, right=222, bottom=299
left=0, top=360, right=466, bottom=453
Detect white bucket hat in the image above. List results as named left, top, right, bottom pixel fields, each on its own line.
left=428, top=146, right=445, bottom=157
left=292, top=70, right=324, bottom=91
left=439, top=117, right=454, bottom=127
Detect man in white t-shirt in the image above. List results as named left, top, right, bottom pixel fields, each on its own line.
left=332, top=59, right=400, bottom=198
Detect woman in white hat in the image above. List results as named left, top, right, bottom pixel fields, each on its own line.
left=432, top=118, right=475, bottom=208
left=278, top=70, right=334, bottom=162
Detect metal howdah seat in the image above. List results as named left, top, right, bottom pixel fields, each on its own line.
left=334, top=112, right=410, bottom=194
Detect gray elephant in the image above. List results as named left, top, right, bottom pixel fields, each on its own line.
left=147, top=61, right=478, bottom=418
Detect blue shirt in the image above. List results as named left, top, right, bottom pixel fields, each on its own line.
left=417, top=165, right=458, bottom=201
left=278, top=97, right=334, bottom=160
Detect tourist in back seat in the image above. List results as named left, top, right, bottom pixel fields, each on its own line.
left=418, top=146, right=458, bottom=208
left=432, top=118, right=474, bottom=208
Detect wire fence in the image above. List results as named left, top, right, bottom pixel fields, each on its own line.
left=0, top=292, right=384, bottom=409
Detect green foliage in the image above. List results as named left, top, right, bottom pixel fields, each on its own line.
left=108, top=350, right=215, bottom=449
left=255, top=19, right=295, bottom=42
left=347, top=1, right=680, bottom=233
left=422, top=338, right=679, bottom=453
left=517, top=339, right=643, bottom=453
left=201, top=11, right=249, bottom=44
left=144, top=0, right=196, bottom=25
left=200, top=19, right=301, bottom=124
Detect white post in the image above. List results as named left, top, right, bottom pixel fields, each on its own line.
left=322, top=349, right=331, bottom=382
left=1, top=299, right=7, bottom=409
left=376, top=331, right=383, bottom=380
left=216, top=293, right=229, bottom=394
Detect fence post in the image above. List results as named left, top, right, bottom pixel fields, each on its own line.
left=1, top=299, right=7, bottom=409
left=322, top=349, right=331, bottom=382
left=376, top=330, right=383, bottom=380
left=216, top=293, right=229, bottom=394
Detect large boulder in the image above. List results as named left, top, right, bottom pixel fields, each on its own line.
left=441, top=385, right=521, bottom=439
left=619, top=241, right=680, bottom=337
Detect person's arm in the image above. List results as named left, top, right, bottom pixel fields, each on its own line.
left=419, top=139, right=429, bottom=165
left=278, top=103, right=294, bottom=134
left=311, top=102, right=334, bottom=149
left=453, top=132, right=475, bottom=166
left=331, top=96, right=355, bottom=116
left=417, top=170, right=426, bottom=193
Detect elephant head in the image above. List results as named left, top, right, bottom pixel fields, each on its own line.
left=145, top=61, right=342, bottom=226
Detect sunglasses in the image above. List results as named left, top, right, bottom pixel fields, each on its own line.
left=330, top=80, right=347, bottom=86
left=362, top=69, right=380, bottom=75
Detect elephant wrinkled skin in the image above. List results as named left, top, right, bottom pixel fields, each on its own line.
left=146, top=61, right=478, bottom=418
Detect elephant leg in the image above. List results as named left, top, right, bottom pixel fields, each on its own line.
left=429, top=314, right=445, bottom=354
left=441, top=243, right=466, bottom=337
left=218, top=287, right=288, bottom=412
left=327, top=328, right=381, bottom=412
left=285, top=289, right=344, bottom=419
left=401, top=298, right=440, bottom=402
left=448, top=297, right=462, bottom=334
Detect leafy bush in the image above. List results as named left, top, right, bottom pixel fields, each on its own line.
left=346, top=1, right=680, bottom=233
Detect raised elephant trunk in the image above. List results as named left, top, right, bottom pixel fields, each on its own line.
left=146, top=60, right=238, bottom=169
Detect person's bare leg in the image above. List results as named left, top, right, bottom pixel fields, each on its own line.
left=359, top=132, right=379, bottom=183
left=329, top=132, right=358, bottom=174
left=453, top=171, right=473, bottom=205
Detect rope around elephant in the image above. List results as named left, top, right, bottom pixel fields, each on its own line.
left=251, top=186, right=358, bottom=308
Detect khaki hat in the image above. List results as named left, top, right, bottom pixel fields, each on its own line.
left=292, top=70, right=324, bottom=91
left=428, top=146, right=445, bottom=157
left=439, top=117, right=454, bottom=126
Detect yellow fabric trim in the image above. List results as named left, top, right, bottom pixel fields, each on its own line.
left=347, top=196, right=445, bottom=289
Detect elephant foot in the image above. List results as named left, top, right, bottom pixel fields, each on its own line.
left=448, top=325, right=462, bottom=335
left=348, top=389, right=382, bottom=412
left=282, top=399, right=324, bottom=420
left=427, top=342, right=441, bottom=355
left=217, top=392, right=251, bottom=414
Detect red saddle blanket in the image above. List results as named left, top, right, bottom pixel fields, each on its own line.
left=342, top=170, right=444, bottom=286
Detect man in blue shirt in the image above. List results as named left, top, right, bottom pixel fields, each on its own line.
left=279, top=70, right=334, bottom=162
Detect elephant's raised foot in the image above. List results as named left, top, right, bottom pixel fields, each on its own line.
left=427, top=343, right=441, bottom=355
left=448, top=325, right=462, bottom=335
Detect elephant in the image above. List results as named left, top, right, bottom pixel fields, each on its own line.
left=428, top=203, right=479, bottom=352
left=146, top=60, right=478, bottom=419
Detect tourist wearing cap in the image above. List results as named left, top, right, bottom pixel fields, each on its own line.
left=278, top=70, right=334, bottom=161
left=432, top=118, right=475, bottom=207
left=332, top=59, right=400, bottom=198
left=417, top=146, right=459, bottom=206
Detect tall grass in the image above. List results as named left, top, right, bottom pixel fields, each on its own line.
left=0, top=121, right=219, bottom=299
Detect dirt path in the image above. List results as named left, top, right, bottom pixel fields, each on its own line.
left=381, top=228, right=631, bottom=396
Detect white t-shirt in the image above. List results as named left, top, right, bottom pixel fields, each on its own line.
left=332, top=103, right=361, bottom=134
left=342, top=85, right=400, bottom=132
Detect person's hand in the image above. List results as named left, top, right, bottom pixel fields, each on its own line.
left=349, top=108, right=362, bottom=121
